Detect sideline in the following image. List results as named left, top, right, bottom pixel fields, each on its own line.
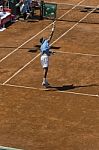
left=0, top=83, right=99, bottom=98
left=0, top=0, right=85, bottom=63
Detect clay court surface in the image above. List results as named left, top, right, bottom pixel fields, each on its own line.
left=0, top=0, right=99, bottom=149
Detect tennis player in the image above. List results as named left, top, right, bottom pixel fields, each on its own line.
left=40, top=22, right=55, bottom=87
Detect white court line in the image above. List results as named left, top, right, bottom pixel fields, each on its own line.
left=0, top=145, right=23, bottom=150
left=55, top=50, right=99, bottom=57
left=0, top=83, right=98, bottom=98
left=2, top=4, right=99, bottom=85
left=0, top=0, right=85, bottom=63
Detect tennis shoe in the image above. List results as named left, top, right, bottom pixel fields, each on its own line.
left=46, top=81, right=50, bottom=86
left=42, top=81, right=50, bottom=88
left=42, top=81, right=46, bottom=86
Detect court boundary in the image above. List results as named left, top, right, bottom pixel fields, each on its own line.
left=0, top=83, right=98, bottom=98
left=0, top=1, right=99, bottom=150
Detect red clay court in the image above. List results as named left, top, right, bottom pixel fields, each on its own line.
left=0, top=0, right=99, bottom=149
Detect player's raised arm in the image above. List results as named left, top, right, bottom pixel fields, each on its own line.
left=48, top=22, right=55, bottom=42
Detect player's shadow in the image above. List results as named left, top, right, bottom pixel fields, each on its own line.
left=80, top=7, right=99, bottom=13
left=50, top=46, right=61, bottom=50
left=48, top=84, right=99, bottom=91
left=51, top=84, right=74, bottom=91
left=28, top=48, right=38, bottom=53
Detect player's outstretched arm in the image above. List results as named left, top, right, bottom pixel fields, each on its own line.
left=48, top=22, right=55, bottom=42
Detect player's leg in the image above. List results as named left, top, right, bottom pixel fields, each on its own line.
left=43, top=67, right=48, bottom=79
left=42, top=66, right=50, bottom=86
left=41, top=54, right=49, bottom=87
left=42, top=67, right=49, bottom=86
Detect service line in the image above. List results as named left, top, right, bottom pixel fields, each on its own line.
left=55, top=50, right=99, bottom=57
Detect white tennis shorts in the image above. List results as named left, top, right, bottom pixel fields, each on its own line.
left=41, top=54, right=49, bottom=68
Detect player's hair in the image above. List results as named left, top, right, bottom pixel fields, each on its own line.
left=40, top=37, right=44, bottom=43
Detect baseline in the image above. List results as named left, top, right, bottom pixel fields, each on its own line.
left=0, top=83, right=98, bottom=98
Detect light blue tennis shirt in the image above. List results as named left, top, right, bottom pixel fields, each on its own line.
left=40, top=39, right=50, bottom=55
